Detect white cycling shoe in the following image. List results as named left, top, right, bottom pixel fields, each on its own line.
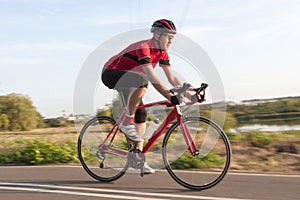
left=143, top=162, right=156, bottom=174
left=119, top=123, right=143, bottom=142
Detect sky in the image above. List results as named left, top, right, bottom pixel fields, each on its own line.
left=0, top=0, right=300, bottom=118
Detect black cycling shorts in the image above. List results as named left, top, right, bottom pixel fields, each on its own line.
left=101, top=69, right=148, bottom=90
left=101, top=69, right=148, bottom=123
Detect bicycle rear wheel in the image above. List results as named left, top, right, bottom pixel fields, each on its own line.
left=162, top=117, right=231, bottom=190
left=78, top=116, right=129, bottom=182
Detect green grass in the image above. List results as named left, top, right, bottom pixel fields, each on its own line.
left=226, top=130, right=300, bottom=147
left=170, top=152, right=224, bottom=169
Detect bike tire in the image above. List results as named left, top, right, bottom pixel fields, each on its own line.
left=162, top=117, right=231, bottom=190
left=78, top=116, right=129, bottom=182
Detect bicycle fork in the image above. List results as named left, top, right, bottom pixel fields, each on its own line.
left=176, top=108, right=199, bottom=156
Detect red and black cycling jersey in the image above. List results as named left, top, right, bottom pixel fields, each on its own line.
left=103, top=39, right=170, bottom=74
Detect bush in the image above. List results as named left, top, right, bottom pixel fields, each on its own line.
left=274, top=144, right=298, bottom=154
left=44, top=118, right=62, bottom=127
left=0, top=140, right=78, bottom=165
left=246, top=132, right=272, bottom=148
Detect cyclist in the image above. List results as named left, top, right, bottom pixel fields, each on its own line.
left=101, top=19, right=183, bottom=174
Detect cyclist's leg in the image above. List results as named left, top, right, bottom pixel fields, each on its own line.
left=102, top=69, right=148, bottom=112
left=102, top=70, right=154, bottom=173
left=102, top=70, right=148, bottom=142
left=135, top=104, right=155, bottom=174
left=134, top=103, right=147, bottom=150
left=126, top=87, right=147, bottom=117
left=118, top=76, right=148, bottom=148
left=119, top=88, right=147, bottom=145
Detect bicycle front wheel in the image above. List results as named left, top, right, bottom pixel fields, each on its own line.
left=78, top=116, right=129, bottom=182
left=162, top=117, right=231, bottom=190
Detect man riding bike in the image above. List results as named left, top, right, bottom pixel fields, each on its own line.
left=101, top=19, right=184, bottom=173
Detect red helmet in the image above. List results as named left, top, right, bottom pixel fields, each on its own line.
left=151, top=19, right=176, bottom=34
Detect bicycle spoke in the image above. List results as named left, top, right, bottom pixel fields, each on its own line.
left=163, top=117, right=231, bottom=190
left=78, top=116, right=129, bottom=182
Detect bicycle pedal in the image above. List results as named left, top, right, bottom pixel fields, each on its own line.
left=127, top=140, right=137, bottom=151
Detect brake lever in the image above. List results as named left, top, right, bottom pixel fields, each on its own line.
left=196, top=83, right=208, bottom=93
left=196, top=83, right=208, bottom=103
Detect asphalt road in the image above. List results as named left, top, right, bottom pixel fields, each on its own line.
left=0, top=165, right=299, bottom=200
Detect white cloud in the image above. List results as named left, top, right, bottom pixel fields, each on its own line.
left=242, top=29, right=270, bottom=44
left=0, top=41, right=95, bottom=52
left=181, top=26, right=222, bottom=37
left=85, top=16, right=149, bottom=26
left=38, top=7, right=60, bottom=16
left=0, top=58, right=47, bottom=66
left=0, top=41, right=94, bottom=67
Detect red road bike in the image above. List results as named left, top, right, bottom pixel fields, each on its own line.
left=78, top=83, right=231, bottom=190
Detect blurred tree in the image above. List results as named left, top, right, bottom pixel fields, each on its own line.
left=0, top=93, right=45, bottom=131
left=97, top=103, right=112, bottom=117
left=35, top=112, right=46, bottom=128
left=44, top=118, right=61, bottom=127
left=0, top=114, right=10, bottom=130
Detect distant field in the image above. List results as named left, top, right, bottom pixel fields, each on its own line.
left=0, top=127, right=78, bottom=144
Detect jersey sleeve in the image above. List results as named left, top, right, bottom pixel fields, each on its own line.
left=159, top=52, right=171, bottom=67
left=137, top=44, right=151, bottom=65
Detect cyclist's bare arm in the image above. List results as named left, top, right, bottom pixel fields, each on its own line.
left=143, top=65, right=174, bottom=101
left=161, top=66, right=182, bottom=87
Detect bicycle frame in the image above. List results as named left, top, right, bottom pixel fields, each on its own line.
left=99, top=100, right=199, bottom=157
left=79, top=83, right=232, bottom=190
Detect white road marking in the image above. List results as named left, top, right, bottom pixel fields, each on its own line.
left=0, top=182, right=251, bottom=200
left=0, top=186, right=162, bottom=200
